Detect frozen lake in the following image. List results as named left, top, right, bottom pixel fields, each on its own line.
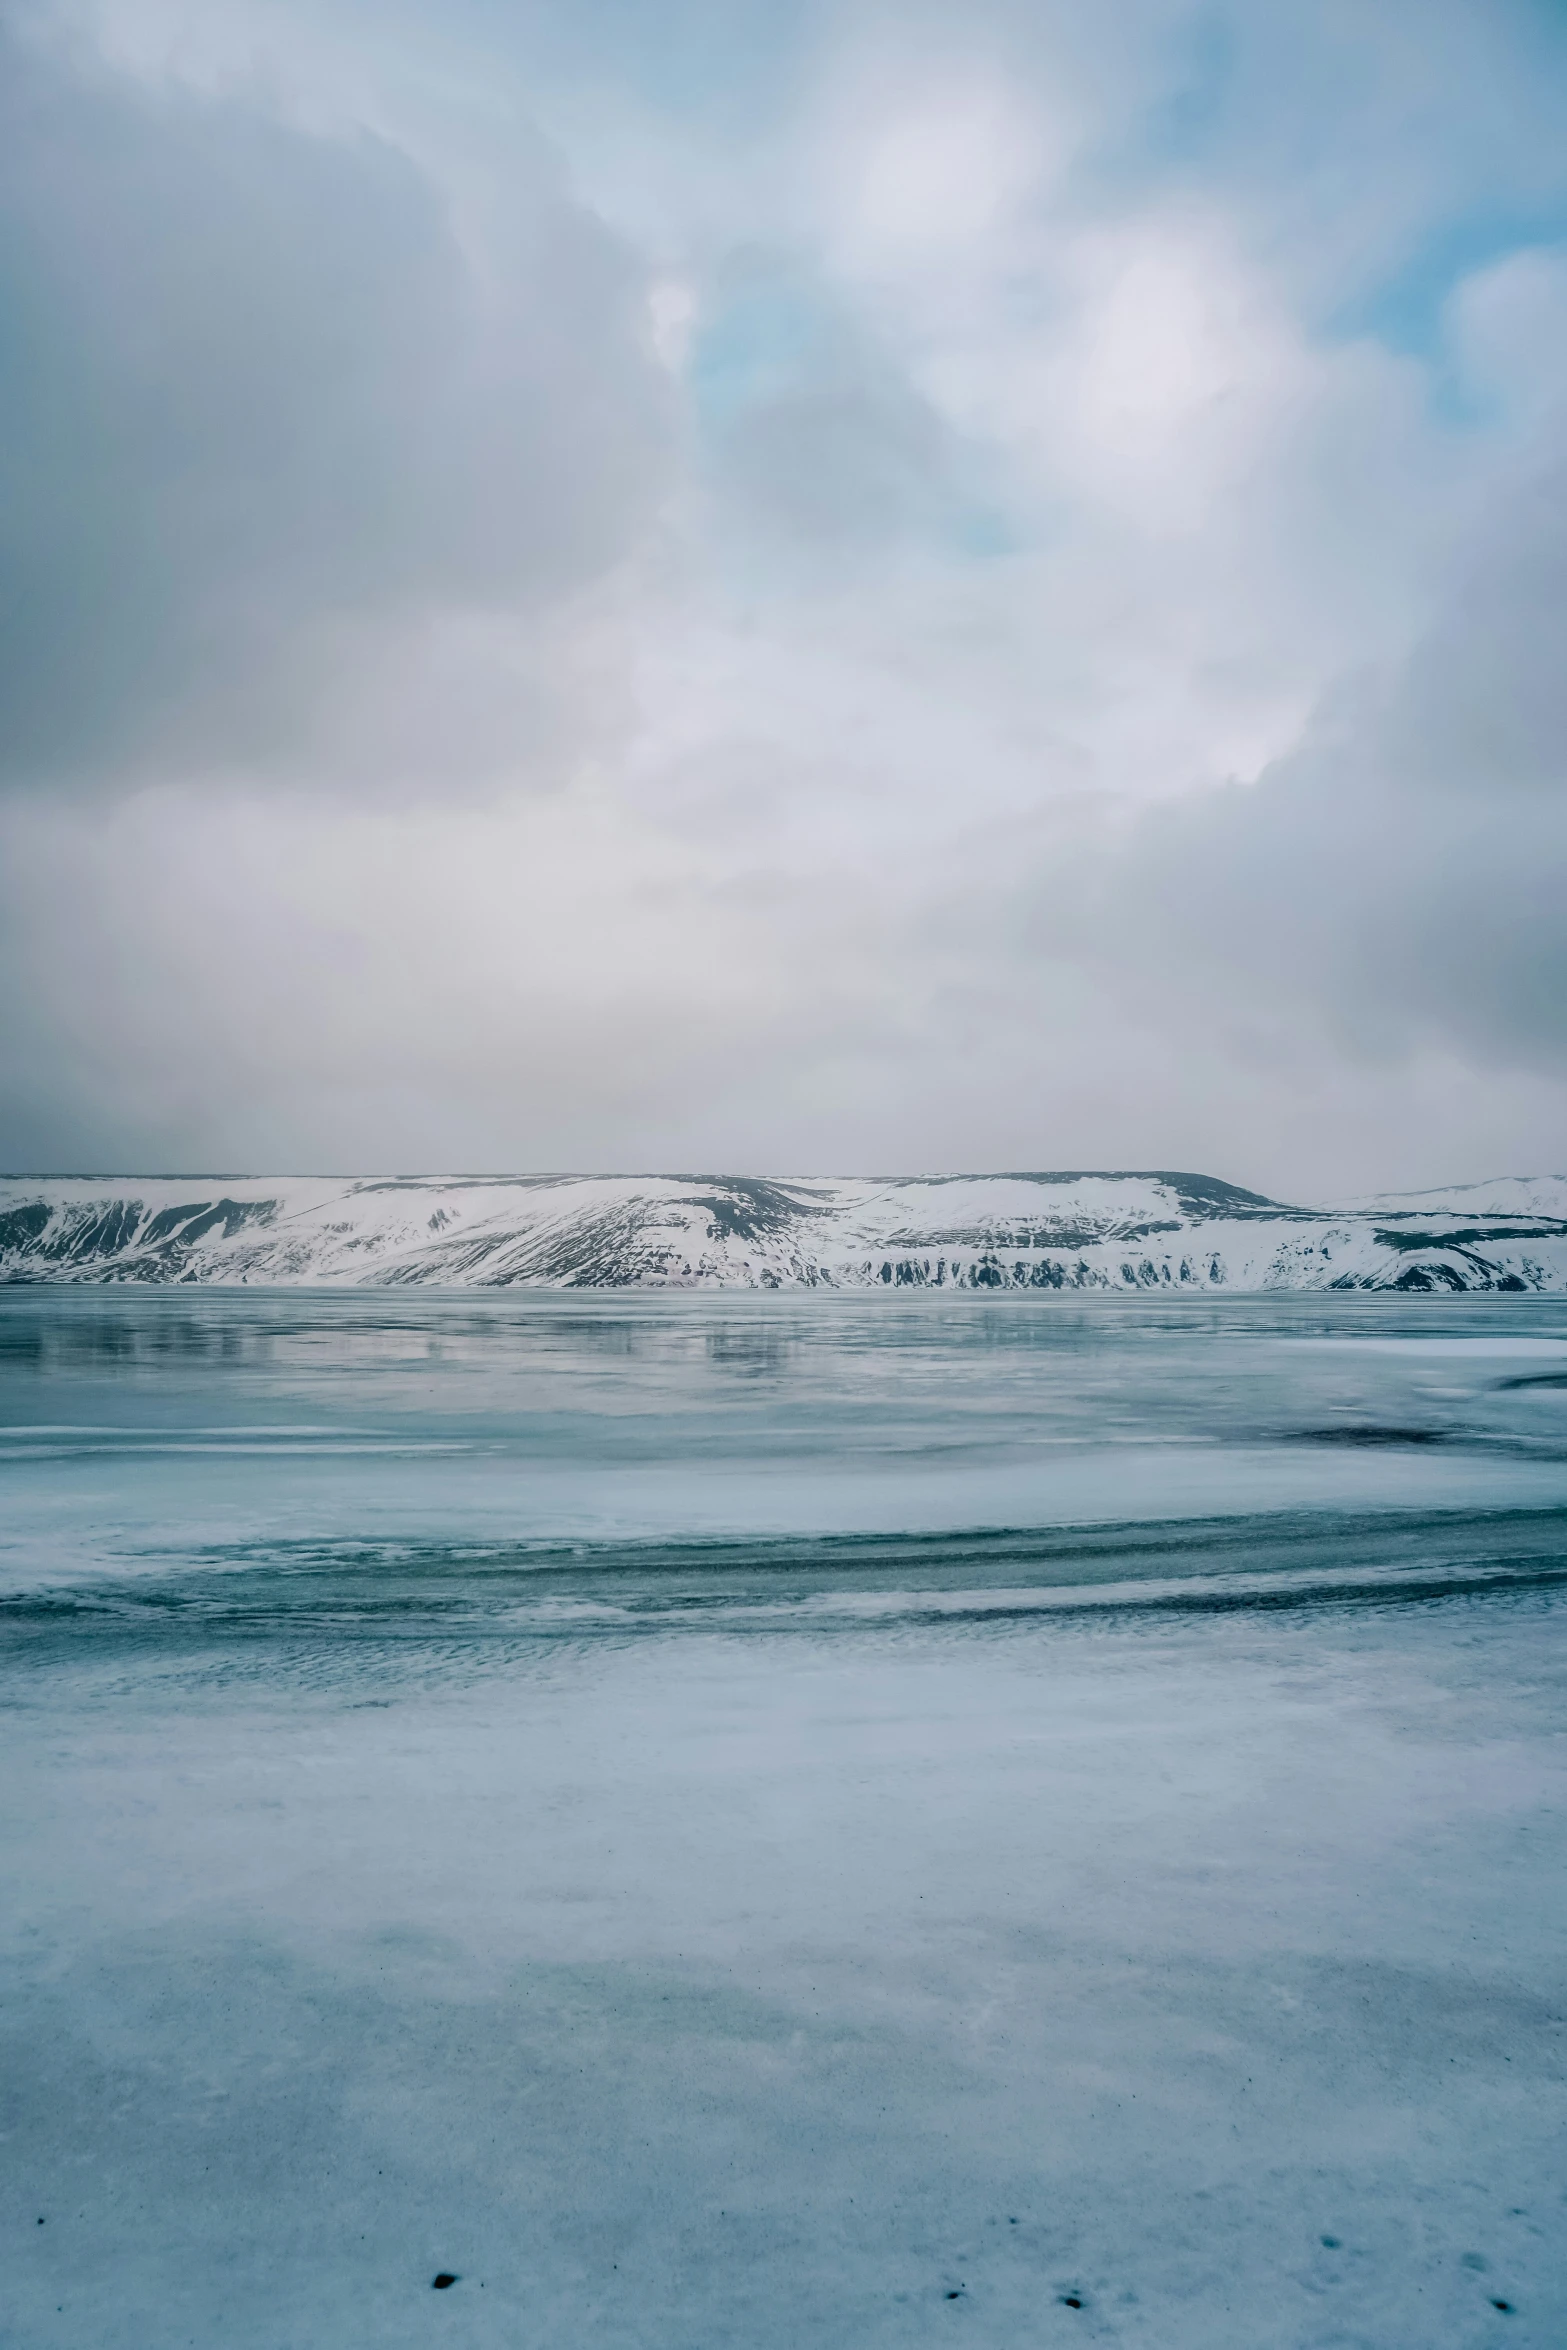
left=4, top=1290, right=1566, bottom=2346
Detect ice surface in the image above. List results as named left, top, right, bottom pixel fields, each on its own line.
left=3, top=1291, right=1566, bottom=2347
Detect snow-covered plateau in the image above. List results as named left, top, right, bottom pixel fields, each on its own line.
left=3, top=1168, right=1567, bottom=1290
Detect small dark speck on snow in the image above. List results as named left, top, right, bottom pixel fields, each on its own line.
left=432, top=2273, right=458, bottom=2290
left=1492, top=2302, right=1514, bottom=2314
left=1062, top=2295, right=1084, bottom=2309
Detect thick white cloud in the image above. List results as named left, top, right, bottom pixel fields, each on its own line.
left=2, top=0, right=1566, bottom=1187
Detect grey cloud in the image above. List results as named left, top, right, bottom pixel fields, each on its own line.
left=693, top=257, right=966, bottom=555
left=1041, top=440, right=1567, bottom=1076
left=0, top=27, right=672, bottom=785
left=714, top=376, right=951, bottom=548
left=3, top=0, right=1567, bottom=1189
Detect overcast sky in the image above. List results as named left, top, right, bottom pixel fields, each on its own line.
left=3, top=0, right=1566, bottom=1195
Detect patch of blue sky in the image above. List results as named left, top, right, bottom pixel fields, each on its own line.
left=1069, top=5, right=1248, bottom=209
left=1326, top=209, right=1567, bottom=429
left=1134, top=7, right=1239, bottom=172
left=946, top=503, right=1021, bottom=560
left=1087, top=0, right=1567, bottom=311
left=1346, top=210, right=1567, bottom=364
left=445, top=0, right=819, bottom=126
left=688, top=276, right=836, bottom=426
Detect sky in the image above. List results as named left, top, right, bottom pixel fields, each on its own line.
left=2, top=0, right=1567, bottom=1197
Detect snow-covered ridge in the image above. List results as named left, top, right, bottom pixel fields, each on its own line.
left=1342, top=1175, right=1567, bottom=1221
left=3, top=1170, right=1567, bottom=1291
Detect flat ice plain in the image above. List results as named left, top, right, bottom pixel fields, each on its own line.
left=3, top=1290, right=1565, bottom=2348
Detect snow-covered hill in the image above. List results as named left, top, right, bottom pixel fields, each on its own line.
left=1343, top=1175, right=1567, bottom=1221
left=3, top=1170, right=1566, bottom=1290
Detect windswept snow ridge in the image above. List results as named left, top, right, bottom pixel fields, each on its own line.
left=3, top=1170, right=1567, bottom=1290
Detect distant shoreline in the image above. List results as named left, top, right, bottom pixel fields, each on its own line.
left=3, top=1171, right=1565, bottom=1294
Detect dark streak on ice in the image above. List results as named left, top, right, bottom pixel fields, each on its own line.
left=1292, top=1424, right=1446, bottom=1445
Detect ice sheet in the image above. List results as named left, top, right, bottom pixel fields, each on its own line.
left=3, top=1291, right=1565, bottom=2347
